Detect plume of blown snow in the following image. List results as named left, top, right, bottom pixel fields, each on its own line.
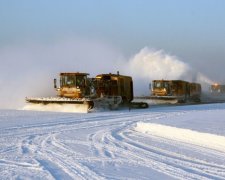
left=125, top=47, right=214, bottom=95
left=195, top=72, right=214, bottom=85
left=128, top=47, right=192, bottom=80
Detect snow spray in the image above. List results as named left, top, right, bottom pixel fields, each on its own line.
left=124, top=47, right=214, bottom=95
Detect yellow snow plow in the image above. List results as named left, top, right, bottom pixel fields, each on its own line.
left=150, top=80, right=201, bottom=104
left=24, top=72, right=94, bottom=113
left=24, top=72, right=148, bottom=113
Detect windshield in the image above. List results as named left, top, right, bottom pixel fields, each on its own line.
left=211, top=85, right=220, bottom=90
left=60, top=75, right=86, bottom=87
left=153, top=81, right=169, bottom=88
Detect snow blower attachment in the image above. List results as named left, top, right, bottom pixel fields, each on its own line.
left=25, top=72, right=94, bottom=113
left=93, top=72, right=148, bottom=109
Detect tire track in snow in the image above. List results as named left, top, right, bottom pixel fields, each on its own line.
left=18, top=133, right=102, bottom=179
left=2, top=108, right=225, bottom=179
left=116, top=126, right=225, bottom=179
left=0, top=110, right=188, bottom=179
left=84, top=112, right=186, bottom=179
left=81, top=111, right=225, bottom=179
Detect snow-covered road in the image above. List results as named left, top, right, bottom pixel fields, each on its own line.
left=1, top=103, right=225, bottom=179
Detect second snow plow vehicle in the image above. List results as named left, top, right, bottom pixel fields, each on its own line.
left=150, top=80, right=201, bottom=104
left=25, top=72, right=148, bottom=113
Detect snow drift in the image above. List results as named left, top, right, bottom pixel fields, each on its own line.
left=134, top=122, right=225, bottom=153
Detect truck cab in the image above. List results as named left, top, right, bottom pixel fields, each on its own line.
left=55, top=72, right=90, bottom=98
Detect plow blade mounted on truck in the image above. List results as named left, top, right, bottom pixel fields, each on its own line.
left=24, top=97, right=94, bottom=113
left=24, top=72, right=95, bottom=113
left=24, top=72, right=148, bottom=113
left=150, top=80, right=201, bottom=104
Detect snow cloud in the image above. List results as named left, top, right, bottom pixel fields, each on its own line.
left=128, top=47, right=192, bottom=80
left=125, top=47, right=214, bottom=95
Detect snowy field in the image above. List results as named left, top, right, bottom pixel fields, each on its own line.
left=1, top=103, right=225, bottom=179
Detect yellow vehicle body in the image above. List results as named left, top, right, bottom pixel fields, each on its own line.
left=190, top=82, right=201, bottom=102
left=94, top=73, right=134, bottom=103
left=93, top=73, right=147, bottom=108
left=56, top=72, right=91, bottom=98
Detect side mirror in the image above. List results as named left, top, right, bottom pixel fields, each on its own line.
left=149, top=83, right=152, bottom=90
left=54, top=79, right=57, bottom=89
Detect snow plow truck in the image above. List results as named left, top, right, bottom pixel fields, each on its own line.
left=25, top=72, right=148, bottom=113
left=150, top=80, right=201, bottom=104
left=210, top=83, right=225, bottom=94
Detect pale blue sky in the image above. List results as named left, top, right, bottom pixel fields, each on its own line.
left=1, top=0, right=225, bottom=79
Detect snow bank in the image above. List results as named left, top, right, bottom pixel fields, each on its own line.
left=134, top=122, right=225, bottom=153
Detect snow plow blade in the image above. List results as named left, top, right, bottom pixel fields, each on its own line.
left=149, top=96, right=179, bottom=104
left=24, top=97, right=94, bottom=113
left=129, top=102, right=149, bottom=109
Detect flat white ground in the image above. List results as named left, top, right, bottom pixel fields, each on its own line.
left=0, top=103, right=225, bottom=179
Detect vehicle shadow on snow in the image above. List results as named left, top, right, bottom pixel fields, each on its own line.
left=148, top=103, right=225, bottom=113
